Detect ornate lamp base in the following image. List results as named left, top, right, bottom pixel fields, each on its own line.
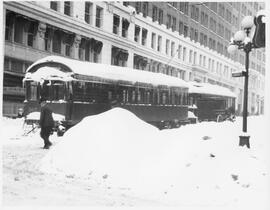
left=239, top=135, right=250, bottom=148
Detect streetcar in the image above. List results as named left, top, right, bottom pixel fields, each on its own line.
left=23, top=56, right=190, bottom=131
left=188, top=82, right=236, bottom=122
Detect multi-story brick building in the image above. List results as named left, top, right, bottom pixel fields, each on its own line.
left=2, top=1, right=265, bottom=117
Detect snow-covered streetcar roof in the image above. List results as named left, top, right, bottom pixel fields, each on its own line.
left=188, top=82, right=236, bottom=98
left=25, top=56, right=189, bottom=89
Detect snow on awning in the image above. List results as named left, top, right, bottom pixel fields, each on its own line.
left=24, top=66, right=73, bottom=83
left=25, top=56, right=189, bottom=89
left=188, top=82, right=236, bottom=98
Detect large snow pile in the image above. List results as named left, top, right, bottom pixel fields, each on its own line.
left=39, top=108, right=270, bottom=206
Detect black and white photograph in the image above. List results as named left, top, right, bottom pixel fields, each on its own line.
left=1, top=1, right=269, bottom=209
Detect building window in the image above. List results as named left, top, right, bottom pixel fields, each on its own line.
left=184, top=2, right=189, bottom=15
left=96, top=6, right=103, bottom=28
left=85, top=2, right=92, bottom=24
left=52, top=30, right=61, bottom=54
left=166, top=14, right=171, bottom=29
left=50, top=1, right=58, bottom=11
left=63, top=33, right=72, bottom=57
left=5, top=12, right=13, bottom=41
left=183, top=25, right=188, bottom=37
left=152, top=6, right=157, bottom=22
left=78, top=41, right=85, bottom=60
left=200, top=32, right=204, bottom=45
left=141, top=28, right=147, bottom=46
left=179, top=21, right=183, bottom=35
left=210, top=18, right=217, bottom=32
left=178, top=45, right=182, bottom=59
left=208, top=58, right=211, bottom=70
left=158, top=9, right=163, bottom=25
left=27, top=22, right=36, bottom=47
left=203, top=35, right=207, bottom=46
left=172, top=17, right=176, bottom=31
left=189, top=50, right=193, bottom=63
left=123, top=2, right=129, bottom=7
left=134, top=54, right=148, bottom=70
left=142, top=2, right=148, bottom=18
left=199, top=54, right=202, bottom=66
left=191, top=5, right=196, bottom=20
left=193, top=52, right=197, bottom=64
left=180, top=2, right=185, bottom=12
left=113, top=14, right=120, bottom=35
left=44, top=29, right=51, bottom=51
left=122, top=18, right=130, bottom=38
left=10, top=58, right=24, bottom=73
left=212, top=40, right=216, bottom=50
left=171, top=42, right=175, bottom=57
left=14, top=17, right=24, bottom=44
left=157, top=35, right=162, bottom=52
left=226, top=9, right=231, bottom=23
left=194, top=29, right=198, bottom=42
left=166, top=39, right=170, bottom=55
left=134, top=25, right=140, bottom=42
left=64, top=1, right=71, bottom=16
left=183, top=47, right=186, bottom=61
left=135, top=2, right=141, bottom=14
left=151, top=33, right=156, bottom=49
left=190, top=27, right=194, bottom=40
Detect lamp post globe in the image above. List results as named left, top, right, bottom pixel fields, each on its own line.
left=241, top=16, right=254, bottom=29
left=227, top=44, right=237, bottom=54
left=234, top=30, right=246, bottom=42
left=244, top=37, right=252, bottom=45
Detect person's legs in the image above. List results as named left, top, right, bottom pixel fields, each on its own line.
left=40, top=127, right=52, bottom=148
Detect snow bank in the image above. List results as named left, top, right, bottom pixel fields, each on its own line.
left=39, top=109, right=270, bottom=206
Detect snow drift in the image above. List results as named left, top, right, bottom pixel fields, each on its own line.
left=39, top=108, right=270, bottom=206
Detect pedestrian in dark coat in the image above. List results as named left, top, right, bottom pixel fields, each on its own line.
left=39, top=98, right=54, bottom=149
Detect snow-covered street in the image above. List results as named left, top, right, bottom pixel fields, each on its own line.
left=2, top=108, right=270, bottom=209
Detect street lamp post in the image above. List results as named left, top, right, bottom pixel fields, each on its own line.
left=228, top=16, right=255, bottom=148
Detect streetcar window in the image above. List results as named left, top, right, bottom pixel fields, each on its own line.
left=156, top=90, right=160, bottom=104
left=131, top=90, right=136, bottom=102
left=51, top=81, right=65, bottom=100
left=30, top=85, right=38, bottom=100
left=122, top=90, right=126, bottom=103
left=162, top=92, right=167, bottom=104
left=108, top=91, right=113, bottom=100
left=85, top=82, right=92, bottom=101
left=171, top=93, right=176, bottom=105
left=125, top=89, right=129, bottom=103
left=26, top=81, right=38, bottom=101
left=146, top=91, right=150, bottom=104
left=137, top=90, right=141, bottom=103
left=184, top=92, right=188, bottom=105
left=179, top=92, right=183, bottom=105
left=73, top=81, right=85, bottom=101
left=41, top=80, right=51, bottom=101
